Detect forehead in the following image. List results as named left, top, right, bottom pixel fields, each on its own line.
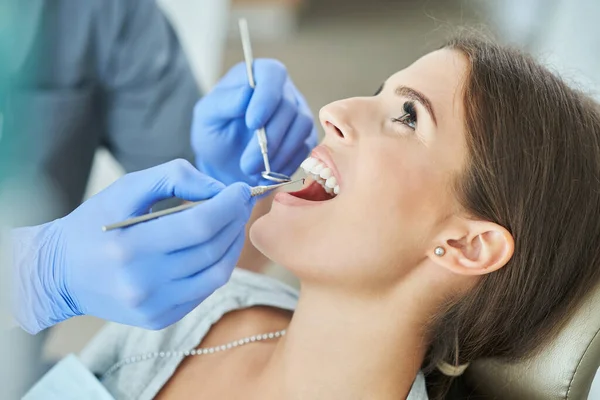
left=386, top=49, right=469, bottom=127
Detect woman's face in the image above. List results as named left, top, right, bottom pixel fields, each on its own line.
left=250, top=49, right=470, bottom=289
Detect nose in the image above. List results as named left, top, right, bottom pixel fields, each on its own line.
left=319, top=99, right=359, bottom=143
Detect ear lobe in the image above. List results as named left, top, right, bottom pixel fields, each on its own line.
left=431, top=221, right=514, bottom=276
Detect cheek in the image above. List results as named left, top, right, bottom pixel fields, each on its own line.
left=357, top=141, right=434, bottom=212
left=348, top=144, right=445, bottom=249
left=248, top=142, right=451, bottom=285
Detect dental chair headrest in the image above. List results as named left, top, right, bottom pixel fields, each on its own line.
left=464, top=282, right=600, bottom=399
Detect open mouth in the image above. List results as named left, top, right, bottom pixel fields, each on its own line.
left=288, top=177, right=336, bottom=201
left=286, top=154, right=340, bottom=202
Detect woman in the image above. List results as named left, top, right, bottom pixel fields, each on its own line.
left=55, top=35, right=600, bottom=399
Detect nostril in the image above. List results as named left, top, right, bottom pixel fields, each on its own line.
left=327, top=121, right=345, bottom=139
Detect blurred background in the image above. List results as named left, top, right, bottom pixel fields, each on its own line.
left=4, top=0, right=599, bottom=397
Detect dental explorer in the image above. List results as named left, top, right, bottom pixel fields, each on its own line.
left=238, top=18, right=292, bottom=184
left=101, top=179, right=303, bottom=232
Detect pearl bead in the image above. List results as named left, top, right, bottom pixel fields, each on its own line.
left=103, top=329, right=287, bottom=378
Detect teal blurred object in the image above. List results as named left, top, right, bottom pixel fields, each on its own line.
left=0, top=1, right=11, bottom=185
left=0, top=4, right=49, bottom=399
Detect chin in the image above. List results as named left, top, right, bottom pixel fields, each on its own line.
left=249, top=207, right=358, bottom=286
left=250, top=175, right=339, bottom=268
left=248, top=214, right=279, bottom=261
left=249, top=210, right=310, bottom=272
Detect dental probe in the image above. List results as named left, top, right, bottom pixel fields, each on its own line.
left=238, top=18, right=291, bottom=184
left=101, top=179, right=303, bottom=232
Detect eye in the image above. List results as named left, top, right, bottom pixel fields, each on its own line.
left=391, top=101, right=417, bottom=130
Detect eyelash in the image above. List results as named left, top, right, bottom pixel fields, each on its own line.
left=391, top=101, right=417, bottom=130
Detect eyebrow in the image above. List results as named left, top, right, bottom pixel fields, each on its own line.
left=375, top=82, right=438, bottom=126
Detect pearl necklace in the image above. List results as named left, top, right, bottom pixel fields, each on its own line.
left=103, top=328, right=287, bottom=378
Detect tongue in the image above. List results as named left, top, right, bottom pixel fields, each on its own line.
left=289, top=180, right=332, bottom=201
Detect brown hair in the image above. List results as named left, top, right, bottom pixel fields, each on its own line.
left=424, top=35, right=600, bottom=398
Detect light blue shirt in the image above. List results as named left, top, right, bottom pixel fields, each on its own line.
left=24, top=355, right=114, bottom=400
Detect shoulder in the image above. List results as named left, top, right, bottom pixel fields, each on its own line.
left=87, top=268, right=299, bottom=360
left=80, top=269, right=298, bottom=399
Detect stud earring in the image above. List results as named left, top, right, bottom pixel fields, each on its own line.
left=434, top=246, right=446, bottom=257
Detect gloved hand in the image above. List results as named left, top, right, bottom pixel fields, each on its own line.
left=11, top=160, right=255, bottom=334
left=192, top=59, right=318, bottom=186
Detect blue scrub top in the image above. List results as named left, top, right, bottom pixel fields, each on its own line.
left=3, top=0, right=199, bottom=224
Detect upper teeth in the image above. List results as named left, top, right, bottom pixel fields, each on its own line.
left=300, top=157, right=340, bottom=196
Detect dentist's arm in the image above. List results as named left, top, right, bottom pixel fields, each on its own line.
left=10, top=160, right=255, bottom=334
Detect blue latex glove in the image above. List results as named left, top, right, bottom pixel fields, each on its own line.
left=11, top=160, right=255, bottom=334
left=192, top=59, right=318, bottom=186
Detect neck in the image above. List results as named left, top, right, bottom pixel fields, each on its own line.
left=256, top=282, right=433, bottom=400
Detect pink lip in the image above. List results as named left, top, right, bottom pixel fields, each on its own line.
left=311, top=145, right=342, bottom=188
left=273, top=191, right=325, bottom=207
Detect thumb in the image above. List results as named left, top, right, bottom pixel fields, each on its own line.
left=109, top=159, right=226, bottom=214
left=193, top=63, right=254, bottom=128
left=193, top=85, right=253, bottom=129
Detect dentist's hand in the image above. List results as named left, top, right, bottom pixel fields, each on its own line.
left=11, top=160, right=255, bottom=334
left=192, top=59, right=318, bottom=186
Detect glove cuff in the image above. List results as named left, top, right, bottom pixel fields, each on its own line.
left=10, top=221, right=80, bottom=334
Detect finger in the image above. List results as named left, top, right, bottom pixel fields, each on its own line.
left=245, top=59, right=288, bottom=130
left=121, top=182, right=254, bottom=253
left=145, top=299, right=201, bottom=330
left=240, top=83, right=298, bottom=175
left=119, top=218, right=245, bottom=297
left=169, top=231, right=244, bottom=305
left=216, top=61, right=253, bottom=89
left=271, top=145, right=312, bottom=180
left=156, top=219, right=247, bottom=280
left=192, top=84, right=253, bottom=130
left=268, top=113, right=316, bottom=176
left=104, top=159, right=225, bottom=217
left=137, top=231, right=245, bottom=319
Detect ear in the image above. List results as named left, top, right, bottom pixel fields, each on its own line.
left=429, top=219, right=514, bottom=276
